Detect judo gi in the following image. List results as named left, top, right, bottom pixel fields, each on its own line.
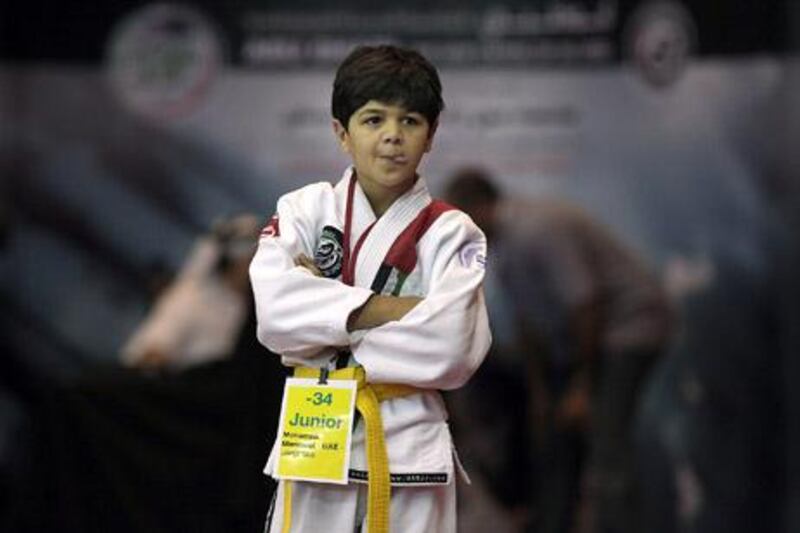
left=249, top=166, right=491, bottom=532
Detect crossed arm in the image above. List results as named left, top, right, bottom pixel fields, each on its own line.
left=293, top=253, right=422, bottom=332
left=250, top=189, right=490, bottom=388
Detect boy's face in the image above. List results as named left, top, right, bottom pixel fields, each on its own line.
left=334, top=100, right=436, bottom=211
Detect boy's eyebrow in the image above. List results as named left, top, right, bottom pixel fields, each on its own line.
left=357, top=107, right=387, bottom=116
left=356, top=107, right=424, bottom=117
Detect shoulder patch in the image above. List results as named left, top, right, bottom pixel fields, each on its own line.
left=260, top=214, right=280, bottom=238
left=458, top=242, right=486, bottom=269
left=314, top=225, right=344, bottom=278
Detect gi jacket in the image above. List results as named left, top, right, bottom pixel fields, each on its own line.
left=249, top=167, right=491, bottom=485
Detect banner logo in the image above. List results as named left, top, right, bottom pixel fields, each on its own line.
left=106, top=3, right=225, bottom=119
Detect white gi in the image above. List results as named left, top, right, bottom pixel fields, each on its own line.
left=249, top=166, right=491, bottom=532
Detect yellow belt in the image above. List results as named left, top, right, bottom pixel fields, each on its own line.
left=282, top=366, right=420, bottom=533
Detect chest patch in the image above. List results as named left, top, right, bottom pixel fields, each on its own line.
left=314, top=226, right=344, bottom=278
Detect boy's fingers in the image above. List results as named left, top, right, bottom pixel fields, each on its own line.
left=294, top=254, right=322, bottom=277
left=294, top=254, right=313, bottom=268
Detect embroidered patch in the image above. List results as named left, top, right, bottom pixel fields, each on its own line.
left=314, top=226, right=344, bottom=278
left=260, top=214, right=280, bottom=238
left=458, top=242, right=486, bottom=269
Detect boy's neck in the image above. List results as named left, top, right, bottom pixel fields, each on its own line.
left=356, top=173, right=418, bottom=217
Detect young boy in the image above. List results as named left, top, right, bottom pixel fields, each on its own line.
left=249, top=45, right=491, bottom=533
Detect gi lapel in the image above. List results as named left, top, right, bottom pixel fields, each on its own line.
left=334, top=167, right=376, bottom=243
left=352, top=178, right=431, bottom=290
left=370, top=199, right=455, bottom=295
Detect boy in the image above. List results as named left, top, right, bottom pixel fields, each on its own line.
left=249, top=45, right=491, bottom=533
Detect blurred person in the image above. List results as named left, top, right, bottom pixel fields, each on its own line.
left=3, top=213, right=286, bottom=533
left=443, top=167, right=673, bottom=533
left=121, top=213, right=261, bottom=371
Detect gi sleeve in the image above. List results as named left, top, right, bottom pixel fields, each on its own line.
left=352, top=211, right=492, bottom=390
left=249, top=185, right=374, bottom=355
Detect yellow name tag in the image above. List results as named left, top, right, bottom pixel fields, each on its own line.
left=276, top=377, right=357, bottom=484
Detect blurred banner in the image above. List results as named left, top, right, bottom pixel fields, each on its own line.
left=0, top=1, right=798, bottom=531
left=1, top=0, right=794, bottom=361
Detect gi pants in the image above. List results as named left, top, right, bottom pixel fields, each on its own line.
left=265, top=479, right=456, bottom=533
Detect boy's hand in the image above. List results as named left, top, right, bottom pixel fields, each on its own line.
left=347, top=294, right=423, bottom=332
left=294, top=254, right=322, bottom=277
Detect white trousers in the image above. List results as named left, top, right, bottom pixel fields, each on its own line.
left=265, top=479, right=456, bottom=533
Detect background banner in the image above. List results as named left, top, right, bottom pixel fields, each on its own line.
left=1, top=1, right=798, bottom=532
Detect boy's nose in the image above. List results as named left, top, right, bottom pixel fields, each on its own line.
left=381, top=121, right=403, bottom=144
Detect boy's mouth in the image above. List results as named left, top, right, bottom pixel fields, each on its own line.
left=381, top=154, right=408, bottom=165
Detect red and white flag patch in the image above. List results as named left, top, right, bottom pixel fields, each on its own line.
left=260, top=214, right=280, bottom=238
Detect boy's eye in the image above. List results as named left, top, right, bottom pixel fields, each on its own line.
left=402, top=116, right=420, bottom=126
left=363, top=116, right=382, bottom=125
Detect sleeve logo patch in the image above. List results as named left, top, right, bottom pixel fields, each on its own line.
left=459, top=243, right=486, bottom=269
left=314, top=226, right=344, bottom=278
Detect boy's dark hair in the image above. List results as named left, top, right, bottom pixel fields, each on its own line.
left=332, top=45, right=444, bottom=129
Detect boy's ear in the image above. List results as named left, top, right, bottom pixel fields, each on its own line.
left=424, top=120, right=438, bottom=153
left=332, top=119, right=351, bottom=154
